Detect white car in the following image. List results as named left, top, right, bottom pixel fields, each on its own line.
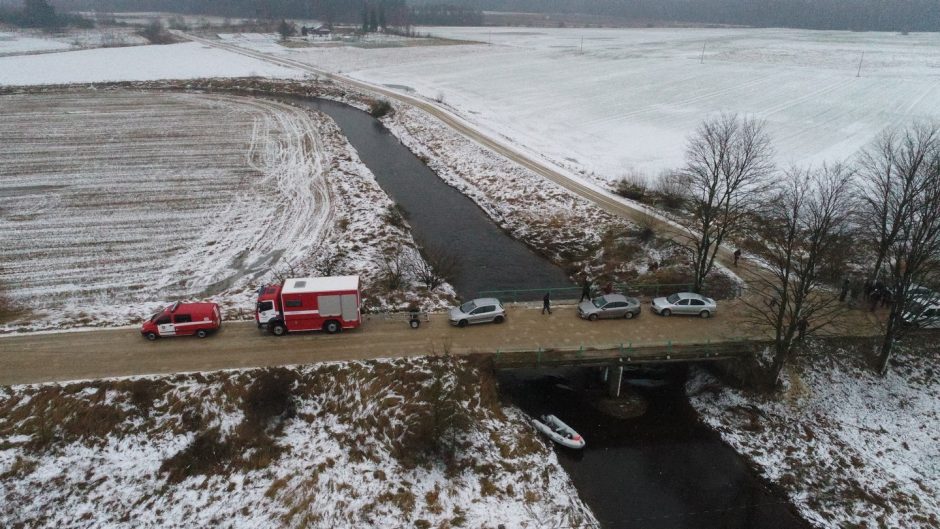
left=650, top=292, right=717, bottom=318
left=448, top=298, right=506, bottom=327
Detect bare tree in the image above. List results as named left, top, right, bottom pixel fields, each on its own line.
left=679, top=113, right=774, bottom=292
left=409, top=246, right=460, bottom=291
left=742, top=165, right=855, bottom=385
left=856, top=123, right=940, bottom=281
left=865, top=125, right=940, bottom=374
left=380, top=251, right=410, bottom=291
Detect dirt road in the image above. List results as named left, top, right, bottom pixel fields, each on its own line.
left=0, top=301, right=884, bottom=386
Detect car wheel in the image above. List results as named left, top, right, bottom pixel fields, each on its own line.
left=196, top=329, right=208, bottom=338
left=324, top=320, right=341, bottom=334
left=493, top=315, right=505, bottom=324
left=700, top=310, right=711, bottom=319
left=661, top=309, right=671, bottom=317
left=145, top=332, right=157, bottom=341
left=458, top=319, right=468, bottom=328
left=624, top=311, right=634, bottom=319
left=409, top=319, right=420, bottom=329
left=588, top=313, right=598, bottom=321
left=271, top=323, right=287, bottom=336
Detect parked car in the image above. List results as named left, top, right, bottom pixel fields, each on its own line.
left=901, top=285, right=940, bottom=328
left=578, top=294, right=641, bottom=320
left=140, top=301, right=221, bottom=340
left=448, top=298, right=506, bottom=327
left=650, top=292, right=717, bottom=318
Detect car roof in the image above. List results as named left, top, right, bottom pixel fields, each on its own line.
left=676, top=292, right=709, bottom=300
left=470, top=297, right=501, bottom=305
left=600, top=294, right=629, bottom=302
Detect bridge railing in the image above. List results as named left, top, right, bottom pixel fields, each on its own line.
left=477, top=282, right=695, bottom=303
left=490, top=337, right=769, bottom=368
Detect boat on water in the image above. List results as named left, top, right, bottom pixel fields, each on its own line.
left=532, top=414, right=585, bottom=449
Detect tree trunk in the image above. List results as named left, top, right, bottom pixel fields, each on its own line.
left=877, top=304, right=903, bottom=374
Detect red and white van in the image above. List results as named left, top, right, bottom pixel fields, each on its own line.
left=256, top=275, right=361, bottom=335
left=140, top=301, right=221, bottom=341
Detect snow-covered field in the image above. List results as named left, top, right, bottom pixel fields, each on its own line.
left=0, top=41, right=302, bottom=85
left=688, top=342, right=940, bottom=528
left=0, top=89, right=451, bottom=331
left=0, top=29, right=151, bottom=57
left=0, top=357, right=596, bottom=528
left=267, top=27, right=940, bottom=182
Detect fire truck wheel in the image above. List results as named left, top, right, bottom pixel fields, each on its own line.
left=271, top=323, right=287, bottom=336
left=196, top=329, right=208, bottom=338
left=324, top=320, right=341, bottom=334
left=145, top=332, right=157, bottom=341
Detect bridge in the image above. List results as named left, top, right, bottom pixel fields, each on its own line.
left=0, top=298, right=883, bottom=388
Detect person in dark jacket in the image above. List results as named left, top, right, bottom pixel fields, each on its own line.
left=542, top=291, right=552, bottom=315
left=839, top=278, right=849, bottom=302
left=579, top=278, right=591, bottom=302
left=733, top=248, right=742, bottom=266
left=797, top=316, right=809, bottom=341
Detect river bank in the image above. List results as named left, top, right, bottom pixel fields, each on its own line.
left=688, top=338, right=940, bottom=528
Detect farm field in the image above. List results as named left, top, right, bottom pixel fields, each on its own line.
left=0, top=90, right=439, bottom=332
left=270, top=27, right=940, bottom=182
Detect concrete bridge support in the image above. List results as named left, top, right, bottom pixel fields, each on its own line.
left=607, top=365, right=623, bottom=398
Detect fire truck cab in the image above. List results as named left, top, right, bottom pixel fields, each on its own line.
left=256, top=275, right=361, bottom=336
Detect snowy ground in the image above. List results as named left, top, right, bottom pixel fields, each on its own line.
left=0, top=29, right=150, bottom=57
left=262, top=27, right=940, bottom=183
left=0, top=41, right=303, bottom=85
left=0, top=357, right=597, bottom=529
left=688, top=341, right=940, bottom=528
left=0, top=89, right=452, bottom=332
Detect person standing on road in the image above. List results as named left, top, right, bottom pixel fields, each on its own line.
left=733, top=248, right=742, bottom=267
left=542, top=291, right=552, bottom=315
left=797, top=316, right=809, bottom=342
left=580, top=277, right=592, bottom=302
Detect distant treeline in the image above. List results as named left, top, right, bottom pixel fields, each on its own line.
left=48, top=0, right=940, bottom=31
left=410, top=0, right=940, bottom=32
left=52, top=0, right=407, bottom=24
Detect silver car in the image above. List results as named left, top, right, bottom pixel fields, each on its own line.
left=449, top=298, right=506, bottom=327
left=651, top=292, right=717, bottom=318
left=578, top=294, right=641, bottom=320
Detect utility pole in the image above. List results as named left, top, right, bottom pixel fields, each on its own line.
left=580, top=36, right=583, bottom=54
left=700, top=42, right=706, bottom=64
left=856, top=51, right=865, bottom=78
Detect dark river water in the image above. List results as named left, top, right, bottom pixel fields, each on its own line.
left=499, top=367, right=809, bottom=529
left=291, top=96, right=807, bottom=529
left=294, top=97, right=572, bottom=299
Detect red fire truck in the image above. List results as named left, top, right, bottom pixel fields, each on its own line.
left=256, top=275, right=362, bottom=335
left=140, top=301, right=221, bottom=340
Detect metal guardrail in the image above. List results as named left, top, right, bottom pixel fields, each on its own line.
left=478, top=283, right=696, bottom=302
left=491, top=338, right=765, bottom=368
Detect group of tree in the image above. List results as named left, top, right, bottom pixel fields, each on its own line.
left=409, top=0, right=940, bottom=32
left=673, top=114, right=940, bottom=384
left=0, top=0, right=92, bottom=29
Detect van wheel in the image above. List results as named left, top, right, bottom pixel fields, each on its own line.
left=493, top=315, right=505, bottom=324
left=324, top=320, right=341, bottom=334
left=271, top=323, right=287, bottom=336
left=661, top=309, right=671, bottom=317
left=196, top=329, right=208, bottom=338
left=700, top=310, right=711, bottom=319
left=624, top=311, right=634, bottom=319
left=458, top=319, right=468, bottom=328
left=588, top=314, right=598, bottom=321
left=145, top=332, right=157, bottom=341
